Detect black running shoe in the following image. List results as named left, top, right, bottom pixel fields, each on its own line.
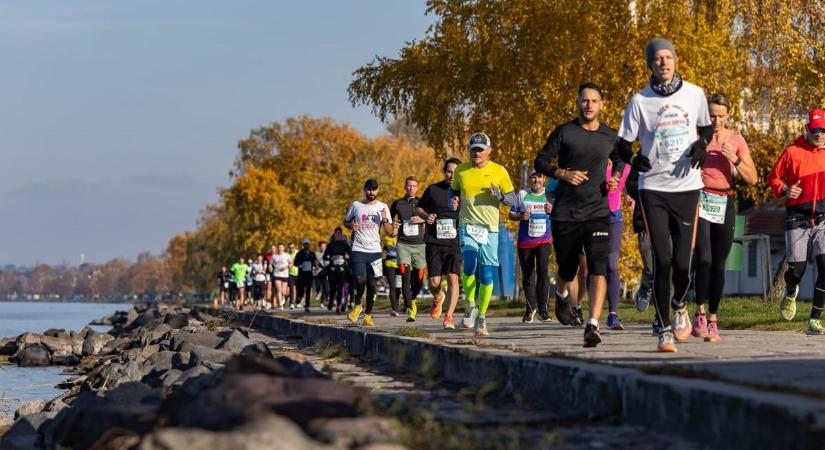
left=538, top=311, right=553, bottom=323
left=583, top=323, right=602, bottom=348
left=652, top=316, right=663, bottom=336
left=554, top=291, right=573, bottom=325
left=522, top=308, right=536, bottom=323
left=571, top=307, right=584, bottom=327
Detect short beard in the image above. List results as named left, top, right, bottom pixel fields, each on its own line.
left=366, top=194, right=376, bottom=201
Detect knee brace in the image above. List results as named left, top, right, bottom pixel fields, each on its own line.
left=417, top=268, right=425, bottom=281
left=399, top=264, right=407, bottom=274
left=480, top=265, right=497, bottom=285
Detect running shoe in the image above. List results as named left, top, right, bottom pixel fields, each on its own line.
left=691, top=313, right=708, bottom=339
left=652, top=316, right=662, bottom=336
left=462, top=306, right=478, bottom=329
left=430, top=292, right=444, bottom=319
left=443, top=314, right=456, bottom=330
left=554, top=291, right=573, bottom=326
left=705, top=320, right=721, bottom=343
left=347, top=304, right=363, bottom=324
left=583, top=323, right=602, bottom=348
left=781, top=285, right=799, bottom=321
left=304, top=307, right=311, bottom=313
left=475, top=316, right=489, bottom=337
left=607, top=313, right=624, bottom=331
left=657, top=328, right=677, bottom=353
left=807, top=318, right=825, bottom=335
left=522, top=308, right=536, bottom=324
left=571, top=307, right=584, bottom=327
left=538, top=311, right=554, bottom=323
left=389, top=310, right=399, bottom=317
left=363, top=314, right=374, bottom=327
left=289, top=303, right=295, bottom=310
left=634, top=286, right=651, bottom=312
left=672, top=303, right=692, bottom=342
left=406, top=301, right=417, bottom=322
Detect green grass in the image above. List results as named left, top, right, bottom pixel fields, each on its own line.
left=368, top=294, right=809, bottom=332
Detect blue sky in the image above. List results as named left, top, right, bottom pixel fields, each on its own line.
left=0, top=1, right=432, bottom=265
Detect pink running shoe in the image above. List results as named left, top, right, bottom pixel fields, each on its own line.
left=691, top=313, right=708, bottom=339
left=705, top=320, right=721, bottom=343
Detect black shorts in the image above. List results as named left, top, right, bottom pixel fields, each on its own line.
left=552, top=219, right=609, bottom=281
left=425, top=244, right=462, bottom=277
left=288, top=275, right=297, bottom=287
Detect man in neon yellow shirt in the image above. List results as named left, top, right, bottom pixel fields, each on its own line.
left=451, top=132, right=516, bottom=336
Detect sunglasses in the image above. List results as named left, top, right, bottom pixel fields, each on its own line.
left=810, top=128, right=825, bottom=136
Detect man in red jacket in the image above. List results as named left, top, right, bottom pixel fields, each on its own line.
left=767, top=109, right=825, bottom=333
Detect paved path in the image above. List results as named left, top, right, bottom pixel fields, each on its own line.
left=251, top=306, right=825, bottom=394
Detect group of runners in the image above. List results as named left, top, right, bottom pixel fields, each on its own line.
left=216, top=37, right=825, bottom=352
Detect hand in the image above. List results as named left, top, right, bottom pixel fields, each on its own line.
left=351, top=221, right=360, bottom=232
left=787, top=180, right=802, bottom=199
left=380, top=208, right=389, bottom=222
left=562, top=170, right=589, bottom=186
left=426, top=213, right=437, bottom=224
left=544, top=203, right=553, bottom=214
left=607, top=176, right=619, bottom=193
left=720, top=142, right=737, bottom=162
left=631, top=154, right=652, bottom=172
left=489, top=183, right=503, bottom=200
left=625, top=195, right=635, bottom=209
left=689, top=139, right=708, bottom=169
left=522, top=210, right=531, bottom=221
left=451, top=196, right=459, bottom=211
left=409, top=216, right=425, bottom=224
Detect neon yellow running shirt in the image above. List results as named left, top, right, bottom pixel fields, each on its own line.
left=451, top=161, right=514, bottom=232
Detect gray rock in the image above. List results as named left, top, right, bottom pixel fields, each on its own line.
left=14, top=399, right=48, bottom=420
left=160, top=369, right=183, bottom=387
left=40, top=335, right=76, bottom=365
left=164, top=313, right=189, bottom=330
left=132, top=310, right=161, bottom=328
left=308, top=417, right=402, bottom=448
left=140, top=351, right=177, bottom=377
left=126, top=308, right=140, bottom=326
left=140, top=323, right=173, bottom=346
left=76, top=326, right=94, bottom=339
left=0, top=337, right=18, bottom=356
left=190, top=345, right=232, bottom=365
left=172, top=351, right=193, bottom=370
left=42, top=328, right=70, bottom=339
left=13, top=344, right=51, bottom=367
left=15, top=332, right=40, bottom=346
left=0, top=410, right=58, bottom=450
left=174, top=363, right=213, bottom=386
left=240, top=342, right=274, bottom=358
left=217, top=330, right=251, bottom=354
left=82, top=333, right=114, bottom=356
left=100, top=337, right=132, bottom=354
left=170, top=332, right=222, bottom=352
left=137, top=414, right=332, bottom=450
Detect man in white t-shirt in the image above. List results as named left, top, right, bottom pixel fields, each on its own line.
left=615, top=38, right=713, bottom=353
left=344, top=178, right=394, bottom=327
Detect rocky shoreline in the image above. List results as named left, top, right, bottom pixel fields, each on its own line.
left=0, top=303, right=407, bottom=450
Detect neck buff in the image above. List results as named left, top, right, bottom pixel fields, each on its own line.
left=649, top=72, right=683, bottom=97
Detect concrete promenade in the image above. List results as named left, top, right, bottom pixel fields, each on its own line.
left=212, top=306, right=825, bottom=450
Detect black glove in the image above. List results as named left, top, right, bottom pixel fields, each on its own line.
left=631, top=153, right=652, bottom=173
left=689, top=139, right=708, bottom=169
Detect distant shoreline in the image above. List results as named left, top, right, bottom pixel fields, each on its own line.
left=0, top=299, right=136, bottom=305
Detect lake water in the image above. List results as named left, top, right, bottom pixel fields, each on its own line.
left=0, top=302, right=132, bottom=416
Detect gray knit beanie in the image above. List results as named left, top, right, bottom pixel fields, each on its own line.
left=645, top=38, right=676, bottom=69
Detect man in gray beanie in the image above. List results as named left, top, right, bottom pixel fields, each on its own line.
left=613, top=37, right=713, bottom=353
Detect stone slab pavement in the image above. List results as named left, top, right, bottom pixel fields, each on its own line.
left=248, top=306, right=825, bottom=394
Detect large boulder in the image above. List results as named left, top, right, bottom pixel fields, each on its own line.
left=82, top=333, right=114, bottom=356
left=0, top=337, right=18, bottom=356
left=163, top=313, right=189, bottom=330
left=190, top=345, right=232, bottom=365
left=308, top=417, right=402, bottom=448
left=13, top=344, right=51, bottom=367
left=42, top=328, right=70, bottom=339
left=15, top=332, right=40, bottom=346
left=40, top=335, right=77, bottom=365
left=139, top=324, right=173, bottom=347
left=225, top=352, right=325, bottom=379
left=140, top=351, right=176, bottom=378
left=100, top=337, right=132, bottom=354
left=170, top=332, right=223, bottom=353
left=216, top=330, right=251, bottom=354
left=0, top=410, right=59, bottom=450
left=14, top=399, right=48, bottom=420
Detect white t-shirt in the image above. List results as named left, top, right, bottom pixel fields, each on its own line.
left=618, top=81, right=710, bottom=192
left=344, top=200, right=391, bottom=253
left=271, top=253, right=291, bottom=278
left=251, top=262, right=266, bottom=282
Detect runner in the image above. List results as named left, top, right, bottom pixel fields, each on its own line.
left=452, top=132, right=516, bottom=337
left=382, top=233, right=402, bottom=316
left=293, top=238, right=317, bottom=313
left=324, top=227, right=351, bottom=313
left=390, top=177, right=427, bottom=322
left=418, top=157, right=463, bottom=329
left=344, top=179, right=394, bottom=327
left=535, top=82, right=624, bottom=347
left=767, top=108, right=825, bottom=334
left=287, top=242, right=299, bottom=309
left=508, top=171, right=555, bottom=324
left=615, top=38, right=713, bottom=352
left=217, top=266, right=231, bottom=305
left=265, top=244, right=276, bottom=302
left=229, top=256, right=249, bottom=308
left=692, top=93, right=758, bottom=342
left=251, top=254, right=267, bottom=307
left=605, top=162, right=631, bottom=330
left=314, top=241, right=330, bottom=309
left=271, top=243, right=291, bottom=310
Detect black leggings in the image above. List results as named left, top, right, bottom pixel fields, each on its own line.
left=639, top=189, right=700, bottom=329
left=400, top=265, right=424, bottom=311
left=327, top=268, right=347, bottom=307
left=785, top=250, right=825, bottom=320
left=517, top=244, right=552, bottom=315
left=297, top=275, right=313, bottom=307
left=694, top=195, right=735, bottom=315
left=383, top=265, right=402, bottom=313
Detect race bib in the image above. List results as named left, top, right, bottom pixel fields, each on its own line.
left=654, top=106, right=692, bottom=163
left=301, top=261, right=312, bottom=272
left=403, top=220, right=420, bottom=236
left=370, top=259, right=383, bottom=278
left=436, top=218, right=457, bottom=239
left=332, top=255, right=345, bottom=266
left=394, top=274, right=402, bottom=288
left=465, top=224, right=488, bottom=245
left=699, top=191, right=728, bottom=224
left=528, top=217, right=547, bottom=237
left=223, top=282, right=229, bottom=289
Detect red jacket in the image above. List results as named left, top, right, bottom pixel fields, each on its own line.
left=767, top=136, right=825, bottom=215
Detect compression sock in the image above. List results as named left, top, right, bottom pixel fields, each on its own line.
left=461, top=273, right=477, bottom=307
left=477, top=282, right=494, bottom=316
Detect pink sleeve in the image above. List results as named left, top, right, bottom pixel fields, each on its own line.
left=734, top=132, right=750, bottom=158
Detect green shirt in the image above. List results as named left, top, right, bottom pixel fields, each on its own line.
left=230, top=263, right=249, bottom=284
left=288, top=251, right=299, bottom=276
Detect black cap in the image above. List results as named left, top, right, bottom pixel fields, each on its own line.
left=364, top=179, right=379, bottom=190
left=468, top=132, right=491, bottom=150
